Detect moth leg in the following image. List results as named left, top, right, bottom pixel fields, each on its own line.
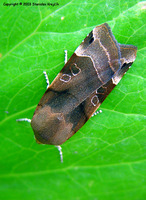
left=92, top=110, right=102, bottom=117
left=16, top=118, right=31, bottom=123
left=64, top=50, right=67, bottom=64
left=43, top=71, right=50, bottom=89
left=55, top=145, right=63, bottom=163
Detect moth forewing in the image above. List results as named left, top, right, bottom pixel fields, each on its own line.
left=31, top=23, right=137, bottom=145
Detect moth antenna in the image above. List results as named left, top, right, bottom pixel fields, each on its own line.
left=92, top=110, right=102, bottom=117
left=64, top=50, right=67, bottom=64
left=16, top=118, right=31, bottom=123
left=55, top=145, right=63, bottom=163
left=43, top=71, right=50, bottom=89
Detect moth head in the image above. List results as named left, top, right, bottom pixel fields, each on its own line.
left=31, top=106, right=73, bottom=145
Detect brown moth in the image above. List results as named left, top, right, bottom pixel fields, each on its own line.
left=30, top=23, right=137, bottom=145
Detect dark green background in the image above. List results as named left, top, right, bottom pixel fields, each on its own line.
left=0, top=0, right=145, bottom=199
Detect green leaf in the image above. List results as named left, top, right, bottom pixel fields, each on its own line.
left=0, top=0, right=145, bottom=199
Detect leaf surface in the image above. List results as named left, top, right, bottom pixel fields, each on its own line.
left=0, top=0, right=145, bottom=199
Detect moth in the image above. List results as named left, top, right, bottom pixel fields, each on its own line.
left=18, top=23, right=137, bottom=148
